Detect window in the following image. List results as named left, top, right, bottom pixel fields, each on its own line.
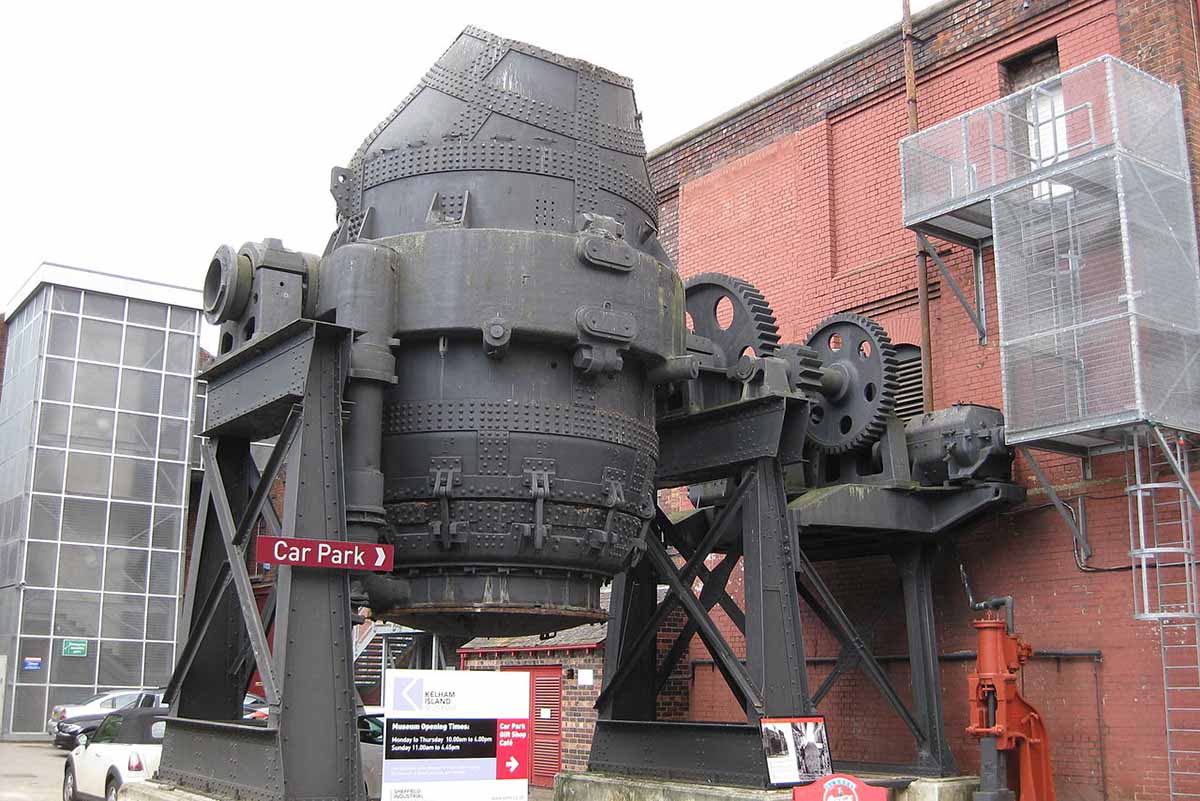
left=1003, top=42, right=1061, bottom=93
left=92, top=714, right=122, bottom=743
left=112, top=692, right=139, bottom=709
left=359, top=715, right=385, bottom=745
left=1001, top=43, right=1069, bottom=195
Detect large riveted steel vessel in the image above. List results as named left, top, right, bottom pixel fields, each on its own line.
left=203, top=27, right=686, bottom=636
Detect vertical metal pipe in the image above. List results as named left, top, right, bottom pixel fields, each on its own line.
left=330, top=243, right=398, bottom=612
left=917, top=250, right=934, bottom=412
left=903, top=0, right=934, bottom=412
left=902, top=0, right=919, bottom=134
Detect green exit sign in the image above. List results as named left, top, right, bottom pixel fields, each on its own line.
left=62, top=639, right=87, bottom=658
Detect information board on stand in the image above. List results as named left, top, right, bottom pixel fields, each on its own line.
left=383, top=669, right=529, bottom=801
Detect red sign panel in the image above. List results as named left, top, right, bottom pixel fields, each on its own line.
left=792, top=774, right=889, bottom=801
left=255, top=535, right=394, bottom=571
left=494, top=719, right=529, bottom=780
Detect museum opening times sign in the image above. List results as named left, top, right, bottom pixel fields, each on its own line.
left=384, top=669, right=529, bottom=801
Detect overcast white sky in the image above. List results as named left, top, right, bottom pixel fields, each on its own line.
left=1, top=0, right=940, bottom=347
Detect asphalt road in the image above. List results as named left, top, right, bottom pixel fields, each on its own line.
left=0, top=739, right=66, bottom=801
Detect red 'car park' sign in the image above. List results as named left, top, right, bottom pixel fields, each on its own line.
left=255, top=535, right=394, bottom=571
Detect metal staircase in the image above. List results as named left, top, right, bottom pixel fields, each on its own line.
left=1128, top=427, right=1200, bottom=799
left=354, top=627, right=385, bottom=699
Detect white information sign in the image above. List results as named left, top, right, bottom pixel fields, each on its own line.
left=383, top=669, right=530, bottom=801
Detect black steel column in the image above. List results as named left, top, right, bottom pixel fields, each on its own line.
left=273, top=331, right=363, bottom=799
left=743, top=457, right=812, bottom=718
left=894, top=543, right=956, bottom=774
left=599, top=556, right=658, bottom=720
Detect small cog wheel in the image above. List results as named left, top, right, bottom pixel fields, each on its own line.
left=684, top=273, right=781, bottom=367
left=777, top=343, right=824, bottom=397
left=804, top=312, right=899, bottom=454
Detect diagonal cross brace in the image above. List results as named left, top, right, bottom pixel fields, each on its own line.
left=203, top=439, right=282, bottom=706
left=654, top=547, right=743, bottom=695
left=809, top=586, right=896, bottom=705
left=164, top=407, right=302, bottom=709
left=794, top=549, right=926, bottom=744
left=1151, top=427, right=1200, bottom=515
left=696, top=560, right=747, bottom=633
left=919, top=232, right=986, bottom=342
left=643, top=531, right=764, bottom=713
left=594, top=471, right=755, bottom=712
left=1019, top=445, right=1090, bottom=559
left=793, top=561, right=925, bottom=744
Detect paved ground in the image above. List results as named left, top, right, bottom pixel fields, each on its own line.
left=0, top=738, right=558, bottom=801
left=0, top=739, right=65, bottom=801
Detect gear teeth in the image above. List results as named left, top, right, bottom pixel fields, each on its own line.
left=802, top=311, right=901, bottom=455
left=779, top=344, right=824, bottom=396
left=684, top=272, right=782, bottom=359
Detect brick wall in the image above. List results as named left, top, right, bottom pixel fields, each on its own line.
left=461, top=648, right=604, bottom=774
left=643, top=1, right=1200, bottom=799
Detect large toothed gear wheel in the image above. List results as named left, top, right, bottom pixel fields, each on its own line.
left=804, top=312, right=899, bottom=454
left=684, top=273, right=781, bottom=366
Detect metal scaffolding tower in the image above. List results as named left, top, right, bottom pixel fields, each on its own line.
left=902, top=55, right=1200, bottom=800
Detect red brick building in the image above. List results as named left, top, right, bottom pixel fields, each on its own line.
left=643, top=1, right=1200, bottom=800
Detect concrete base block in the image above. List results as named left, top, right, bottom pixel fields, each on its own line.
left=119, top=779, right=219, bottom=801
left=897, top=776, right=980, bottom=801
left=555, top=772, right=794, bottom=801
left=555, top=772, right=980, bottom=801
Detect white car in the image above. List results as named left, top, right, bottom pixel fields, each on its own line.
left=63, top=708, right=165, bottom=801
left=358, top=707, right=384, bottom=801
left=47, top=689, right=141, bottom=734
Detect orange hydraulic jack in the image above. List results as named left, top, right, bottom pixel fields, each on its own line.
left=967, top=602, right=1055, bottom=801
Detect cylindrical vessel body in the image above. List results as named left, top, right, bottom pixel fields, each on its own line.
left=323, top=28, right=684, bottom=635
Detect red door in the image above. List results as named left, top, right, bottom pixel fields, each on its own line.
left=504, top=666, right=562, bottom=788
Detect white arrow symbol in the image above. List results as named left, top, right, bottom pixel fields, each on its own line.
left=506, top=756, right=519, bottom=773
left=375, top=546, right=386, bottom=567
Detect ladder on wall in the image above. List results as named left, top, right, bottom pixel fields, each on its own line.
left=1128, top=426, right=1200, bottom=800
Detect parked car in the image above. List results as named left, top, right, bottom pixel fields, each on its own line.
left=129, top=689, right=167, bottom=709
left=62, top=708, right=166, bottom=801
left=53, top=710, right=108, bottom=750
left=47, top=690, right=141, bottom=735
left=358, top=707, right=384, bottom=801
left=52, top=689, right=169, bottom=748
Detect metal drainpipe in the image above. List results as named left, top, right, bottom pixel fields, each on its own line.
left=902, top=0, right=934, bottom=413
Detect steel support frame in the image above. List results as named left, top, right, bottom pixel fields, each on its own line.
left=918, top=232, right=988, bottom=344
left=1019, top=445, right=1091, bottom=559
left=160, top=322, right=365, bottom=801
left=593, top=452, right=962, bottom=784
left=893, top=543, right=958, bottom=773
left=592, top=455, right=814, bottom=787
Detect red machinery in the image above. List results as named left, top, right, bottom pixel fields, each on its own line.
left=967, top=610, right=1055, bottom=801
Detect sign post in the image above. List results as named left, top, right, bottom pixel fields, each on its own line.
left=383, top=669, right=530, bottom=801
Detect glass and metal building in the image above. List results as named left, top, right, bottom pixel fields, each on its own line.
left=0, top=264, right=201, bottom=736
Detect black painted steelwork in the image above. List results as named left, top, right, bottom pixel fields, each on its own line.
left=590, top=279, right=1022, bottom=786
left=164, top=322, right=362, bottom=800
left=162, top=26, right=1028, bottom=798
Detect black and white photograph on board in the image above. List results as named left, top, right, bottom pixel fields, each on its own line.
left=759, top=716, right=833, bottom=786
left=791, top=718, right=833, bottom=780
